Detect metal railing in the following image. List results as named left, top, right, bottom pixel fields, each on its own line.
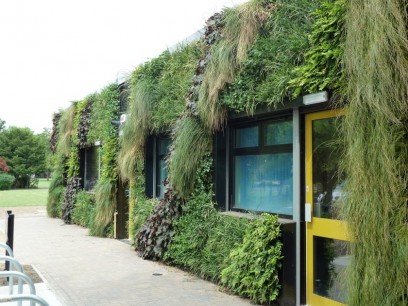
left=0, top=294, right=49, bottom=306
left=0, top=212, right=50, bottom=306
left=0, top=255, right=24, bottom=295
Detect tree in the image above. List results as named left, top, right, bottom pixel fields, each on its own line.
left=0, top=158, right=9, bottom=172
left=0, top=119, right=6, bottom=132
left=36, top=128, right=53, bottom=178
left=0, top=127, right=46, bottom=188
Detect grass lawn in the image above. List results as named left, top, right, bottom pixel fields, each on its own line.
left=0, top=179, right=50, bottom=207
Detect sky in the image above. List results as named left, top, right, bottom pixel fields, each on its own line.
left=0, top=0, right=247, bottom=134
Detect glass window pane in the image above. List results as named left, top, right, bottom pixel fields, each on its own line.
left=312, top=117, right=344, bottom=219
left=158, top=138, right=171, bottom=156
left=156, top=158, right=167, bottom=199
left=235, top=126, right=259, bottom=148
left=233, top=153, right=293, bottom=215
left=156, top=138, right=171, bottom=199
left=314, top=237, right=350, bottom=303
left=84, top=147, right=99, bottom=191
left=265, top=120, right=293, bottom=145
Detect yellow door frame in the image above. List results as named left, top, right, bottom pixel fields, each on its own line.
left=305, top=109, right=349, bottom=306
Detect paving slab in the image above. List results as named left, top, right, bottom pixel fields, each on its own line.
left=0, top=207, right=253, bottom=306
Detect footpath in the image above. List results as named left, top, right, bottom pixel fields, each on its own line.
left=0, top=207, right=252, bottom=306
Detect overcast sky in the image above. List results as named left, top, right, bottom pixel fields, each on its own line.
left=0, top=0, right=246, bottom=133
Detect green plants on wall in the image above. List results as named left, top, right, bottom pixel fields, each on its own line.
left=72, top=190, right=95, bottom=228
left=135, top=188, right=183, bottom=260
left=62, top=98, right=90, bottom=223
left=168, top=116, right=212, bottom=197
left=221, top=213, right=283, bottom=304
left=342, top=0, right=408, bottom=305
left=62, top=176, right=81, bottom=223
left=50, top=113, right=61, bottom=153
left=47, top=154, right=65, bottom=218
left=48, top=83, right=120, bottom=236
left=56, top=104, right=76, bottom=157
left=128, top=175, right=157, bottom=241
left=288, top=0, right=345, bottom=97
left=222, top=0, right=320, bottom=113
left=47, top=0, right=408, bottom=304
left=77, top=96, right=95, bottom=148
left=48, top=111, right=67, bottom=218
left=88, top=84, right=120, bottom=236
left=197, top=0, right=274, bottom=131
left=118, top=43, right=203, bottom=181
left=164, top=191, right=249, bottom=282
left=92, top=178, right=117, bottom=236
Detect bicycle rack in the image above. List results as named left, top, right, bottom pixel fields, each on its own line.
left=0, top=294, right=49, bottom=306
left=0, top=215, right=50, bottom=306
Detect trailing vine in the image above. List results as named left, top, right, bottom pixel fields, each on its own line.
left=62, top=176, right=81, bottom=224
left=135, top=187, right=183, bottom=260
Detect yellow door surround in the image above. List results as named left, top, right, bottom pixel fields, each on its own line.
left=305, top=109, right=349, bottom=306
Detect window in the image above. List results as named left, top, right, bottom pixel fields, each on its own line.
left=83, top=146, right=100, bottom=191
left=156, top=137, right=171, bottom=198
left=231, top=118, right=293, bottom=216
left=145, top=136, right=171, bottom=199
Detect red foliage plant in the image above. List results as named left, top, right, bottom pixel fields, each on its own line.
left=0, top=158, right=9, bottom=173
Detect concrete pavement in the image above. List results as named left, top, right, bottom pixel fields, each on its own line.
left=0, top=207, right=253, bottom=306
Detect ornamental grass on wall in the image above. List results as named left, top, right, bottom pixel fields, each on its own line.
left=197, top=0, right=274, bottom=131
left=342, top=0, right=408, bottom=304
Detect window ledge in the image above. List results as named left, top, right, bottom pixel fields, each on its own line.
left=220, top=211, right=295, bottom=224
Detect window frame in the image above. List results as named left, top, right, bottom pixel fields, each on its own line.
left=229, top=116, right=293, bottom=218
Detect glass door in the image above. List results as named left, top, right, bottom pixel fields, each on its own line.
left=305, top=110, right=350, bottom=306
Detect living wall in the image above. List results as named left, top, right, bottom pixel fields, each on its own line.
left=134, top=1, right=291, bottom=304
left=341, top=0, right=408, bottom=304
left=48, top=83, right=120, bottom=237
left=49, top=0, right=408, bottom=304
left=117, top=41, right=204, bottom=250
left=221, top=0, right=321, bottom=113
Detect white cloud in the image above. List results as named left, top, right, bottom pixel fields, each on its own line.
left=0, top=0, right=247, bottom=133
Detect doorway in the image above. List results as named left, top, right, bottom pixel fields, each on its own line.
left=305, top=110, right=350, bottom=305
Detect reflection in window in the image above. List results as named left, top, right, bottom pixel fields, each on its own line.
left=314, top=237, right=349, bottom=303
left=232, top=118, right=293, bottom=216
left=235, top=126, right=259, bottom=148
left=312, top=117, right=345, bottom=219
left=265, top=121, right=293, bottom=145
left=156, top=138, right=171, bottom=199
left=234, top=153, right=293, bottom=215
